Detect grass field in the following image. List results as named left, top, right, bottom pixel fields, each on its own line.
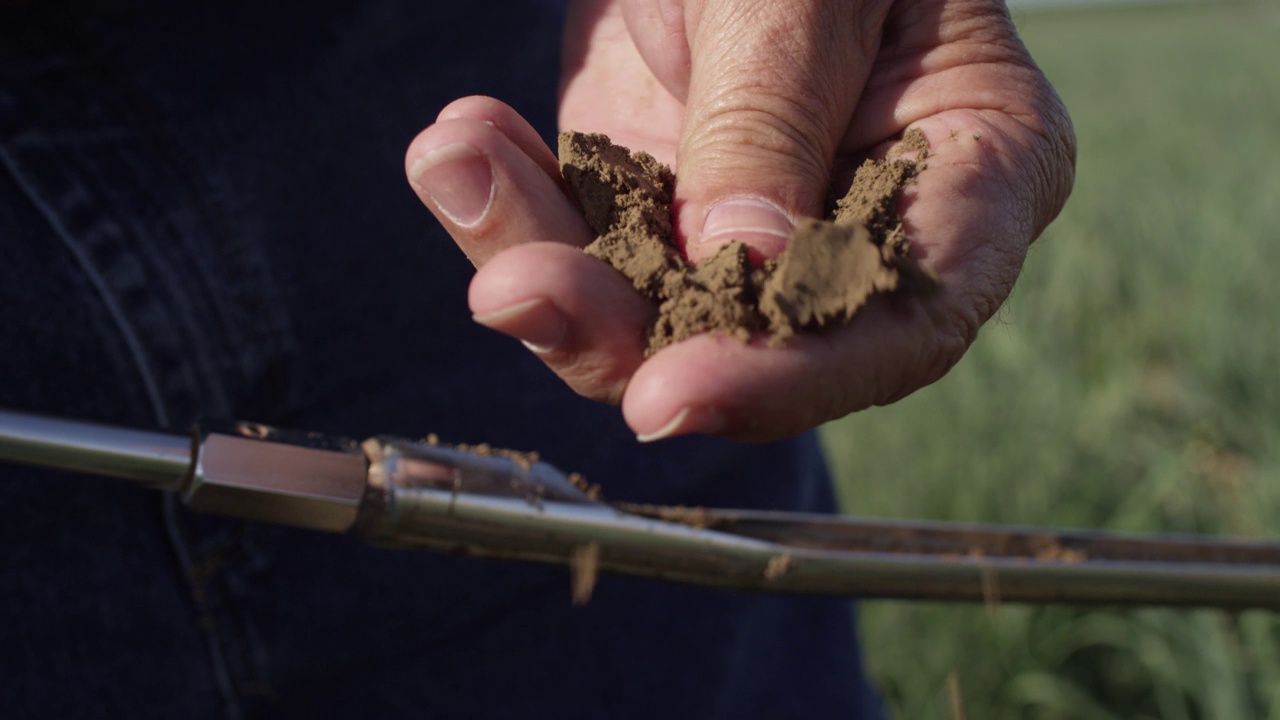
left=820, top=1, right=1280, bottom=717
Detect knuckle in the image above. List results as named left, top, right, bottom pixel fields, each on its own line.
left=685, top=90, right=835, bottom=193
left=544, top=352, right=631, bottom=405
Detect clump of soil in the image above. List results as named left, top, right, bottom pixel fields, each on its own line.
left=559, top=130, right=935, bottom=353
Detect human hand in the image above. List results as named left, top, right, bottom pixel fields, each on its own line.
left=405, top=0, right=1075, bottom=442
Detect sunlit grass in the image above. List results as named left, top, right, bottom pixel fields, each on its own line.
left=821, top=2, right=1280, bottom=716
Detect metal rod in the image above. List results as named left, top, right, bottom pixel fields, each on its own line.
left=5, top=408, right=1280, bottom=610
left=626, top=507, right=1280, bottom=566
left=370, top=480, right=1280, bottom=609
left=363, top=438, right=1280, bottom=609
left=0, top=409, right=192, bottom=491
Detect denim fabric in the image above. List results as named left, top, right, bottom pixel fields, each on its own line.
left=1, top=2, right=883, bottom=718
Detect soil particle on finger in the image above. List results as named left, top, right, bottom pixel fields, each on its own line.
left=558, top=128, right=936, bottom=354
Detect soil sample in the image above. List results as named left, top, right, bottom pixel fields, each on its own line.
left=558, top=130, right=935, bottom=353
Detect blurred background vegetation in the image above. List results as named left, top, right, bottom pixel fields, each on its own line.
left=820, top=0, right=1280, bottom=717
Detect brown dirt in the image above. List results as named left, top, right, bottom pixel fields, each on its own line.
left=571, top=541, right=601, bottom=606
left=559, top=130, right=935, bottom=354
left=567, top=472, right=603, bottom=501
left=764, top=554, right=795, bottom=581
left=622, top=503, right=719, bottom=529
left=450, top=441, right=539, bottom=471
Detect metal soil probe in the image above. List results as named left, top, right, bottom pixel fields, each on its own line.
left=3, top=408, right=1279, bottom=608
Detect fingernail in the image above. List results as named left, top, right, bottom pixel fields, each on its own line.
left=472, top=298, right=566, bottom=353
left=636, top=406, right=725, bottom=443
left=699, top=197, right=793, bottom=256
left=409, top=143, right=494, bottom=228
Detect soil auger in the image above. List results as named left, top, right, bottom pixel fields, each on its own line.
left=4, top=407, right=1279, bottom=608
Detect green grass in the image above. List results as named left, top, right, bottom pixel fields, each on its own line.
left=820, top=2, right=1280, bottom=717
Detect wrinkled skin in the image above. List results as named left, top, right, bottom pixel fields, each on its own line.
left=405, top=0, right=1076, bottom=442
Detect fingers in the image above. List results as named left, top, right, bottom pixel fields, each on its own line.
left=469, top=243, right=652, bottom=404
left=435, top=96, right=566, bottom=184
left=619, top=0, right=692, bottom=102
left=671, top=0, right=891, bottom=262
left=405, top=97, right=592, bottom=266
left=405, top=97, right=653, bottom=404
left=426, top=112, right=1046, bottom=443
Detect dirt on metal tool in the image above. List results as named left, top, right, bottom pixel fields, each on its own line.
left=3, top=407, right=1280, bottom=608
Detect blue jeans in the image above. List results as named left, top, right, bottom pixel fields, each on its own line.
left=0, top=2, right=883, bottom=717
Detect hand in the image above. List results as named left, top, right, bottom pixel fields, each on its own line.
left=404, top=0, right=1075, bottom=442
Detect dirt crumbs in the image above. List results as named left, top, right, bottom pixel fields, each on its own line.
left=617, top=503, right=721, bottom=529
left=571, top=541, right=601, bottom=606
left=567, top=472, right=603, bottom=501
left=449, top=440, right=540, bottom=471
left=764, top=554, right=795, bottom=581
left=558, top=130, right=936, bottom=354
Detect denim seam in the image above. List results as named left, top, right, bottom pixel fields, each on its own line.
left=0, top=145, right=168, bottom=420
left=2, top=23, right=270, bottom=718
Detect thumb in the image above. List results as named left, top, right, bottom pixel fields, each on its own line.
left=673, top=0, right=884, bottom=263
